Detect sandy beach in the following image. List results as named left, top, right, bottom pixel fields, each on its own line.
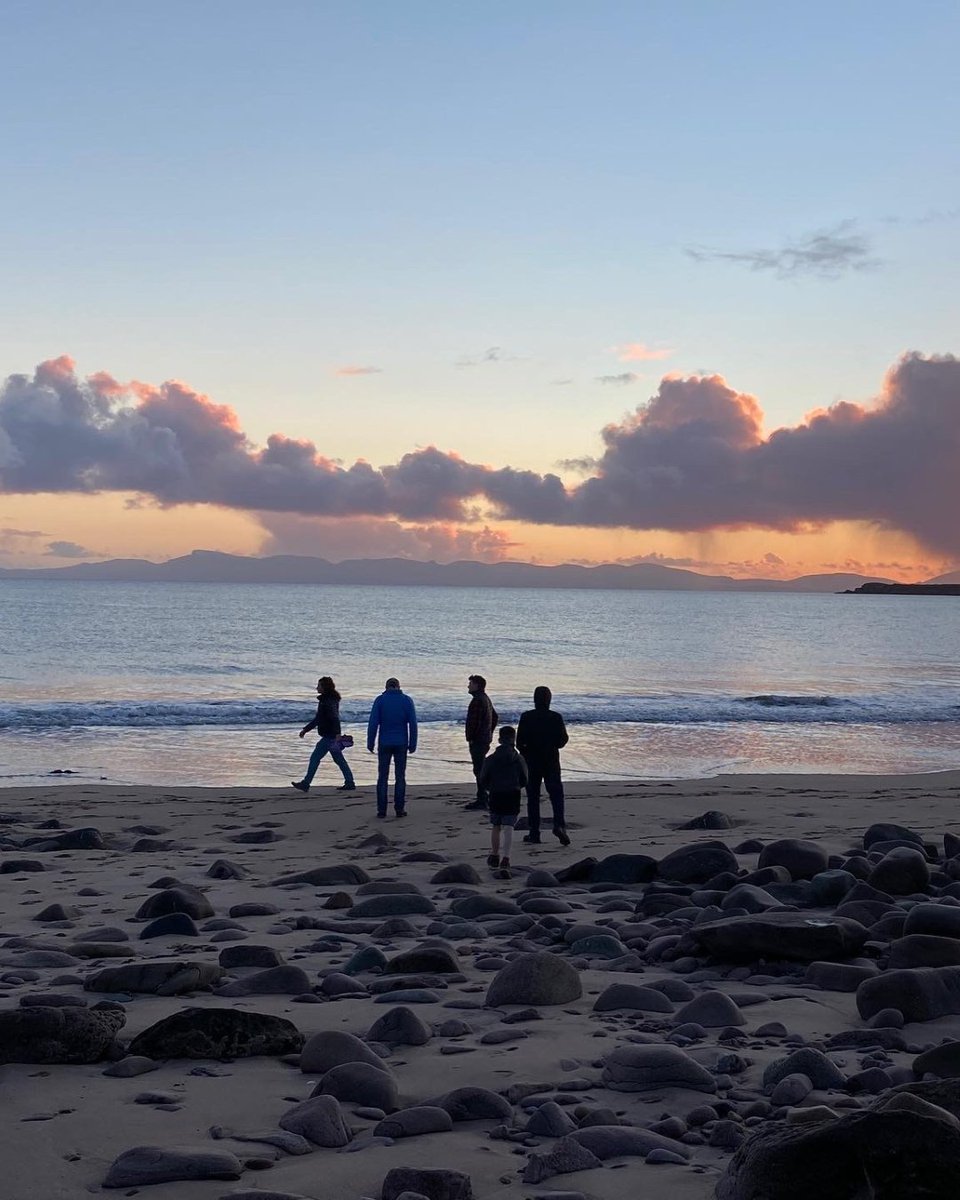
left=3, top=771, right=960, bottom=1200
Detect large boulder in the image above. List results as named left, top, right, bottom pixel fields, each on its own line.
left=103, top=1146, right=242, bottom=1189
left=279, top=1094, right=352, bottom=1147
left=658, top=841, right=738, bottom=884
left=272, top=864, right=370, bottom=886
left=380, top=1168, right=472, bottom=1200
left=863, top=822, right=924, bottom=850
left=903, top=904, right=960, bottom=939
left=590, top=854, right=657, bottom=885
left=0, top=1003, right=124, bottom=1064
left=758, top=839, right=828, bottom=881
left=129, top=1007, right=303, bottom=1059
left=299, top=1029, right=386, bottom=1073
left=135, top=887, right=214, bottom=920
left=592, top=983, right=674, bottom=1013
left=367, top=1006, right=431, bottom=1046
left=689, top=912, right=869, bottom=963
left=485, top=952, right=582, bottom=1007
left=316, top=1060, right=399, bottom=1111
left=85, top=961, right=223, bottom=995
left=868, top=848, right=930, bottom=896
left=857, top=967, right=960, bottom=1023
left=601, top=1044, right=717, bottom=1093
left=889, top=935, right=960, bottom=970
left=715, top=1104, right=960, bottom=1199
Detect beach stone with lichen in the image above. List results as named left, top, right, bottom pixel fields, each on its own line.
left=129, top=1007, right=303, bottom=1059
left=0, top=1002, right=124, bottom=1064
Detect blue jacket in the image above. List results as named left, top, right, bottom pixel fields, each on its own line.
left=367, top=689, right=418, bottom=752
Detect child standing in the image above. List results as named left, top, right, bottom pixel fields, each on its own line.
left=478, top=726, right=528, bottom=879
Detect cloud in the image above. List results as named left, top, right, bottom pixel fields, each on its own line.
left=455, top=346, right=524, bottom=368
left=45, top=540, right=93, bottom=558
left=1, top=526, right=45, bottom=539
left=612, top=342, right=674, bottom=362
left=256, top=512, right=517, bottom=563
left=334, top=365, right=382, bottom=377
left=686, top=221, right=880, bottom=279
left=596, top=372, right=639, bottom=386
left=2, top=351, right=959, bottom=556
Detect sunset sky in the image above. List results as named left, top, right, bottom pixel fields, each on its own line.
left=1, top=2, right=957, bottom=580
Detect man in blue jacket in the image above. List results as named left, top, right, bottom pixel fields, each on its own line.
left=367, top=677, right=418, bottom=818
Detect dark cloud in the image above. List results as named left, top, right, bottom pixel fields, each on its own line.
left=45, top=540, right=93, bottom=558
left=596, top=372, right=639, bottom=386
left=256, top=512, right=516, bottom=563
left=686, top=221, right=879, bottom=279
left=2, top=352, right=959, bottom=556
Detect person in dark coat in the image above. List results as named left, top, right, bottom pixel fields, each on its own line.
left=516, top=685, right=570, bottom=846
left=478, top=725, right=527, bottom=879
left=366, top=676, right=418, bottom=818
left=292, top=676, right=356, bottom=792
left=464, top=673, right=498, bottom=811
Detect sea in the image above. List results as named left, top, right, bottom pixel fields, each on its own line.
left=0, top=580, right=958, bottom=788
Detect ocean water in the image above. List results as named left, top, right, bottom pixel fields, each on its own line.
left=0, top=580, right=958, bottom=787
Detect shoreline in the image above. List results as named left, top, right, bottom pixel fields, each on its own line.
left=3, top=773, right=960, bottom=1199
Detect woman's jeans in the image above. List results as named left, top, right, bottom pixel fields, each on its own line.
left=377, top=745, right=408, bottom=814
left=303, top=736, right=355, bottom=788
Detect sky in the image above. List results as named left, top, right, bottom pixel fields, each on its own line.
left=1, top=0, right=958, bottom=580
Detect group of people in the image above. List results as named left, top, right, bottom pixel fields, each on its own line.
left=292, top=673, right=569, bottom=877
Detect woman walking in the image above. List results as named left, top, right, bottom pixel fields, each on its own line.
left=292, top=676, right=356, bottom=792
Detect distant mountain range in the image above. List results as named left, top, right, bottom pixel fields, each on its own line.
left=0, top=549, right=913, bottom=592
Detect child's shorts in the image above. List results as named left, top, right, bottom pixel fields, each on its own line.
left=489, top=788, right=521, bottom=827
left=489, top=811, right=517, bottom=828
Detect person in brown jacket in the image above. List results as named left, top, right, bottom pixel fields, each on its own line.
left=464, top=673, right=498, bottom=811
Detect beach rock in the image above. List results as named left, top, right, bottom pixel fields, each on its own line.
left=864, top=822, right=924, bottom=850
left=771, top=1073, right=814, bottom=1106
left=103, top=1145, right=242, bottom=1188
left=218, top=945, right=284, bottom=969
left=34, top=902, right=81, bottom=922
left=430, top=863, right=482, bottom=885
left=592, top=983, right=674, bottom=1013
left=450, top=894, right=521, bottom=919
left=385, top=947, right=459, bottom=974
left=349, top=894, right=437, bottom=918
left=526, top=1100, right=578, bottom=1136
left=102, top=1055, right=159, bottom=1077
left=85, top=961, right=223, bottom=995
left=27, top=827, right=105, bottom=852
left=485, top=952, right=582, bottom=1007
left=129, top=1007, right=303, bottom=1059
left=903, top=904, right=960, bottom=939
left=375, top=1105, right=454, bottom=1138
left=522, top=1135, right=603, bottom=1184
left=0, top=1003, right=124, bottom=1064
left=913, top=1042, right=960, bottom=1079
left=602, top=1044, right=717, bottom=1092
left=216, top=965, right=312, bottom=996
left=368, top=1006, right=431, bottom=1046
left=675, top=991, right=746, bottom=1027
left=0, top=858, right=45, bottom=873
left=572, top=1124, right=691, bottom=1161
left=715, top=1105, right=960, bottom=1199
left=689, top=911, right=868, bottom=962
left=140, top=913, right=199, bottom=939
left=320, top=971, right=366, bottom=996
left=805, top=961, right=879, bottom=991
left=762, top=1048, right=846, bottom=1092
left=381, top=1168, right=472, bottom=1200
left=889, top=934, right=960, bottom=969
left=857, top=966, right=960, bottom=1022
left=868, top=847, right=930, bottom=895
left=317, top=1061, right=399, bottom=1111
left=554, top=857, right=598, bottom=884
left=658, top=841, right=739, bottom=884
left=135, top=886, right=214, bottom=920
left=720, top=884, right=783, bottom=913
left=300, top=1029, right=387, bottom=1073
left=681, top=810, right=734, bottom=830
left=758, top=839, right=828, bottom=880
left=273, top=864, right=370, bottom=886
left=279, top=1095, right=352, bottom=1147
left=230, top=902, right=281, bottom=917
left=206, top=858, right=248, bottom=879
left=590, top=854, right=657, bottom=885
left=343, top=945, right=388, bottom=975
left=435, top=1086, right=513, bottom=1122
